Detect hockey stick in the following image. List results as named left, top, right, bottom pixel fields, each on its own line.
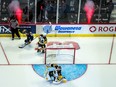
left=19, top=35, right=38, bottom=48
left=47, top=22, right=52, bottom=34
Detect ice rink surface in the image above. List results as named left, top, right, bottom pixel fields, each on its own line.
left=0, top=37, right=116, bottom=87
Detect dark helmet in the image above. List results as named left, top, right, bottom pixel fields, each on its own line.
left=40, top=34, right=43, bottom=37
left=10, top=15, right=16, bottom=20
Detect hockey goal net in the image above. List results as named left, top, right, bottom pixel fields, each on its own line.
left=45, top=41, right=79, bottom=64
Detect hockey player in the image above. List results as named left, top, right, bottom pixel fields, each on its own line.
left=44, top=64, right=51, bottom=81
left=45, top=64, right=67, bottom=83
left=19, top=29, right=33, bottom=48
left=24, top=30, right=34, bottom=45
left=53, top=65, right=67, bottom=84
left=53, top=70, right=58, bottom=82
left=45, top=64, right=56, bottom=81
left=36, top=34, right=47, bottom=53
left=53, top=65, right=62, bottom=83
left=57, top=66, right=62, bottom=76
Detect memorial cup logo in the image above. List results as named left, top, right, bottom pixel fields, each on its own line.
left=89, top=26, right=96, bottom=32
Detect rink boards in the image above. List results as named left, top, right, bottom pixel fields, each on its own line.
left=0, top=24, right=116, bottom=37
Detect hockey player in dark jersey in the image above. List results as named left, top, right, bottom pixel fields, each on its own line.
left=19, top=29, right=33, bottom=48
left=24, top=30, right=34, bottom=45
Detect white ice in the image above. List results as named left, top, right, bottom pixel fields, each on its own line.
left=0, top=37, right=116, bottom=87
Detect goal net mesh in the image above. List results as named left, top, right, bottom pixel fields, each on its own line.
left=45, top=43, right=76, bottom=64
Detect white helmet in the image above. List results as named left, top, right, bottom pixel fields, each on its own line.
left=43, top=33, right=47, bottom=37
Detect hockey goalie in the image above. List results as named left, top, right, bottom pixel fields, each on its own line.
left=44, top=64, right=67, bottom=84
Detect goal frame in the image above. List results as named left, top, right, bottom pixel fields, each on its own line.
left=44, top=47, right=76, bottom=64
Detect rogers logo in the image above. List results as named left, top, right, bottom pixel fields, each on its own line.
left=89, top=26, right=96, bottom=32
left=98, top=26, right=116, bottom=32
left=89, top=26, right=116, bottom=32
